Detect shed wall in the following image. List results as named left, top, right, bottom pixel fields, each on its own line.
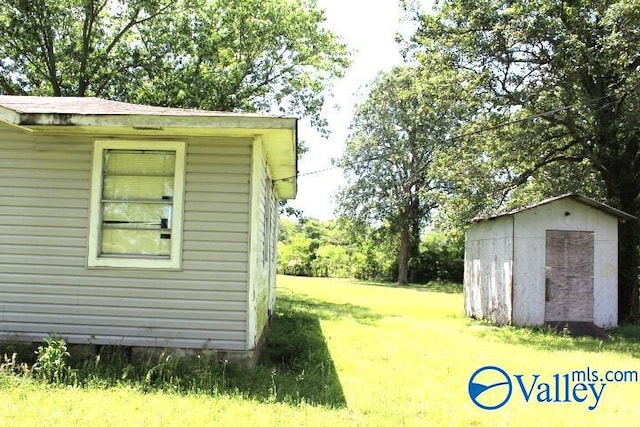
left=512, top=198, right=618, bottom=327
left=464, top=216, right=513, bottom=324
left=0, top=126, right=253, bottom=349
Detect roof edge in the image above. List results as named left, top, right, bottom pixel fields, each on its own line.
left=472, top=193, right=636, bottom=223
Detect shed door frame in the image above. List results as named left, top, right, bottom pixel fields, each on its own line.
left=544, top=229, right=594, bottom=322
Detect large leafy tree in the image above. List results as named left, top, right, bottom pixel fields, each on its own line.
left=411, top=0, right=640, bottom=320
left=0, top=0, right=175, bottom=97
left=0, top=0, right=349, bottom=129
left=133, top=0, right=349, bottom=130
left=337, top=65, right=470, bottom=285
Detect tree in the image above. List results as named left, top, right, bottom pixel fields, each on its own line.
left=0, top=0, right=349, bottom=130
left=277, top=233, right=314, bottom=276
left=410, top=0, right=640, bottom=320
left=134, top=0, right=349, bottom=130
left=337, top=65, right=469, bottom=285
left=416, top=231, right=464, bottom=283
left=0, top=0, right=175, bottom=97
left=276, top=216, right=396, bottom=280
left=312, top=244, right=349, bottom=277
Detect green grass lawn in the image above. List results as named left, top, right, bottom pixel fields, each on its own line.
left=2, top=275, right=640, bottom=426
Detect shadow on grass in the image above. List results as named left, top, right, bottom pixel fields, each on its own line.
left=0, top=292, right=347, bottom=408
left=470, top=320, right=640, bottom=358
left=343, top=279, right=463, bottom=294
left=248, top=293, right=347, bottom=407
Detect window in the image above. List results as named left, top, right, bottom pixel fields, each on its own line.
left=88, top=140, right=186, bottom=268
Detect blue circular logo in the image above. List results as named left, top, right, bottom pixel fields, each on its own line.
left=468, top=366, right=512, bottom=410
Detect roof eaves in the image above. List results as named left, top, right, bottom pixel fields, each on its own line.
left=569, top=194, right=636, bottom=221
left=0, top=104, right=26, bottom=129
left=472, top=193, right=636, bottom=223
left=13, top=112, right=297, bottom=130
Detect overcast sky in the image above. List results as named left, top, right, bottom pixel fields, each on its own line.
left=287, top=0, right=432, bottom=220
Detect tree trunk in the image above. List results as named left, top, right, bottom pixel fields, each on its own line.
left=408, top=198, right=422, bottom=283
left=398, top=224, right=410, bottom=286
left=618, top=219, right=639, bottom=322
left=605, top=177, right=640, bottom=323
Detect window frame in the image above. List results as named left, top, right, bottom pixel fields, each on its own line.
left=88, top=139, right=186, bottom=269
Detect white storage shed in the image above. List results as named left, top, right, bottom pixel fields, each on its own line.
left=464, top=194, right=635, bottom=328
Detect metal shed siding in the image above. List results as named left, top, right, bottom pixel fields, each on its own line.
left=0, top=129, right=253, bottom=350
left=464, top=215, right=513, bottom=324
left=512, top=198, right=618, bottom=327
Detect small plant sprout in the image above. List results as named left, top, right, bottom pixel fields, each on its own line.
left=33, top=334, right=71, bottom=384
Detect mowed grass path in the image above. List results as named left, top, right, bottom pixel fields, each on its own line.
left=2, top=275, right=640, bottom=426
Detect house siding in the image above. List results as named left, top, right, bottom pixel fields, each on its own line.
left=246, top=138, right=278, bottom=350
left=266, top=186, right=278, bottom=319
left=0, top=128, right=252, bottom=350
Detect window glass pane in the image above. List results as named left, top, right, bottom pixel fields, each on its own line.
left=101, top=228, right=171, bottom=256
left=103, top=176, right=174, bottom=200
left=102, top=203, right=172, bottom=227
left=104, top=151, right=175, bottom=175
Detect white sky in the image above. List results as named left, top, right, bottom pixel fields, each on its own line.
left=288, top=0, right=432, bottom=220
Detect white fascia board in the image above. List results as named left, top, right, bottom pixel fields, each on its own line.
left=15, top=112, right=297, bottom=131
left=0, top=105, right=33, bottom=132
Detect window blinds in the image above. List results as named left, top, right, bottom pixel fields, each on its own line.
left=100, top=150, right=175, bottom=257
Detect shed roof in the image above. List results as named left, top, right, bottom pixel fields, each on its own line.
left=0, top=96, right=298, bottom=199
left=473, top=193, right=636, bottom=223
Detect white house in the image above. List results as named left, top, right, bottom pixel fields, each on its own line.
left=0, top=96, right=297, bottom=364
left=464, top=194, right=635, bottom=329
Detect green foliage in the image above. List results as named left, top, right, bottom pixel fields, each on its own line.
left=349, top=235, right=396, bottom=281
left=312, top=245, right=349, bottom=279
left=277, top=217, right=396, bottom=280
left=67, top=346, right=231, bottom=394
left=134, top=0, right=350, bottom=132
left=0, top=0, right=176, bottom=97
left=0, top=0, right=349, bottom=132
left=0, top=352, right=30, bottom=378
left=407, top=0, right=640, bottom=319
left=408, top=231, right=464, bottom=283
left=278, top=234, right=314, bottom=277
left=277, top=216, right=462, bottom=283
left=33, top=335, right=71, bottom=384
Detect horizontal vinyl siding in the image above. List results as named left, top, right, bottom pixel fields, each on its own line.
left=247, top=141, right=274, bottom=349
left=0, top=133, right=251, bottom=350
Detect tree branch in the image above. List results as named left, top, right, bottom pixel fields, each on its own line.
left=0, top=74, right=26, bottom=95
left=33, top=1, right=61, bottom=95
left=78, top=0, right=101, bottom=96
left=104, top=1, right=175, bottom=55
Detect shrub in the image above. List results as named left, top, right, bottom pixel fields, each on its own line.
left=410, top=232, right=464, bottom=283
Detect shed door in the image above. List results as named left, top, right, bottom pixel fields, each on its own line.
left=544, top=230, right=594, bottom=322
